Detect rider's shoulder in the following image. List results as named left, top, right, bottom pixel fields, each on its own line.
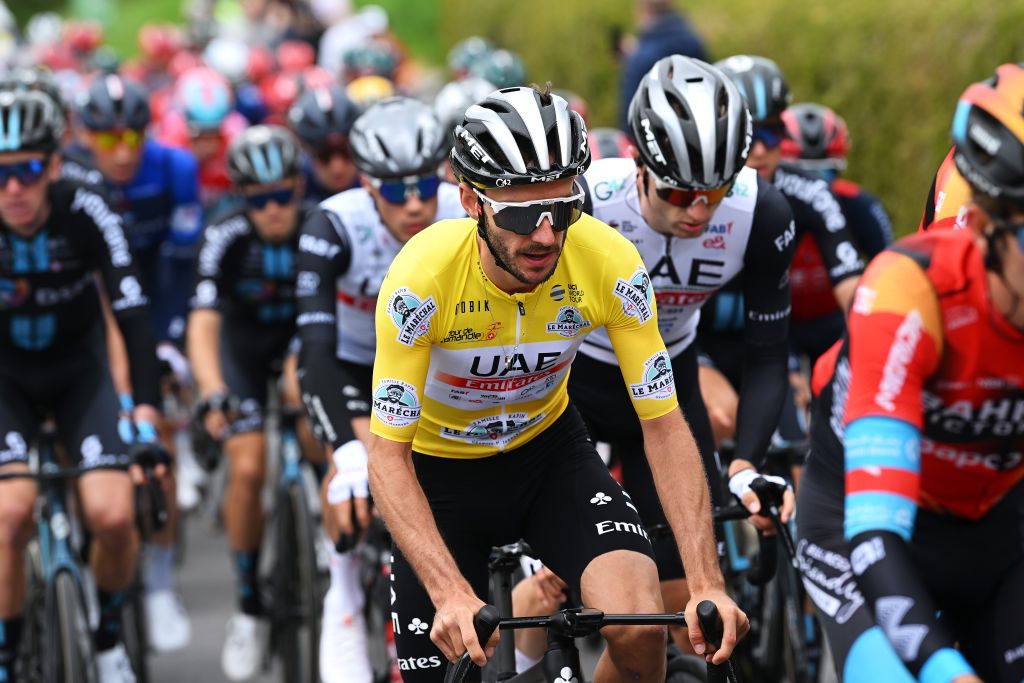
left=583, top=157, right=637, bottom=205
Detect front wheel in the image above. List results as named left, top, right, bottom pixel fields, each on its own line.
left=120, top=574, right=150, bottom=683
left=47, top=570, right=99, bottom=683
left=272, top=481, right=320, bottom=683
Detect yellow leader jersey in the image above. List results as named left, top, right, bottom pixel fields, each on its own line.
left=370, top=216, right=679, bottom=458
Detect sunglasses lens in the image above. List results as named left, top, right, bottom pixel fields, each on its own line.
left=491, top=197, right=584, bottom=235
left=0, top=160, right=46, bottom=186
left=753, top=125, right=785, bottom=149
left=416, top=176, right=441, bottom=201
left=246, top=187, right=295, bottom=209
left=654, top=183, right=731, bottom=208
left=377, top=175, right=441, bottom=205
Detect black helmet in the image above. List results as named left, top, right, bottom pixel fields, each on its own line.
left=450, top=86, right=590, bottom=189
left=628, top=56, right=750, bottom=189
left=349, top=97, right=447, bottom=179
left=951, top=63, right=1024, bottom=206
left=714, top=55, right=790, bottom=124
left=226, top=125, right=302, bottom=187
left=288, top=85, right=360, bottom=146
left=0, top=90, right=62, bottom=155
left=77, top=73, right=151, bottom=131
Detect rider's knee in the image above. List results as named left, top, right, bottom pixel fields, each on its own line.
left=0, top=489, right=35, bottom=549
left=228, top=447, right=266, bottom=491
left=86, top=499, right=135, bottom=543
left=603, top=623, right=667, bottom=675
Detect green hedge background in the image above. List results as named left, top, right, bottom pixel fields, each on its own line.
left=440, top=0, right=1024, bottom=235
left=15, top=0, right=1024, bottom=233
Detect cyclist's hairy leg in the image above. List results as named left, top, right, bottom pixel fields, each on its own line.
left=79, top=470, right=139, bottom=590
left=281, top=354, right=323, bottom=467
left=0, top=469, right=37, bottom=615
left=224, top=432, right=267, bottom=553
left=583, top=550, right=667, bottom=683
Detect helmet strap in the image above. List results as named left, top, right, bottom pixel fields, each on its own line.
left=476, top=199, right=518, bottom=279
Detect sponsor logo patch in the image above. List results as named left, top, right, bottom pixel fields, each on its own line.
left=545, top=306, right=591, bottom=338
left=440, top=412, right=546, bottom=448
left=372, top=379, right=421, bottom=427
left=629, top=351, right=675, bottom=400
left=613, top=266, right=654, bottom=324
left=388, top=288, right=437, bottom=345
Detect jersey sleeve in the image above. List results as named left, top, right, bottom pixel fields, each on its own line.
left=804, top=180, right=865, bottom=286
left=189, top=220, right=237, bottom=313
left=843, top=251, right=943, bottom=429
left=166, top=147, right=204, bottom=249
left=598, top=236, right=680, bottom=421
left=72, top=186, right=162, bottom=407
left=735, top=180, right=794, bottom=467
left=368, top=246, right=439, bottom=443
left=296, top=209, right=355, bottom=449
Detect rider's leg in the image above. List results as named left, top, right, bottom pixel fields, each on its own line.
left=224, top=430, right=267, bottom=616
left=0, top=466, right=38, bottom=675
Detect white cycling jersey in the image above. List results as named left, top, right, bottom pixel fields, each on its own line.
left=313, top=183, right=466, bottom=365
left=579, top=158, right=758, bottom=364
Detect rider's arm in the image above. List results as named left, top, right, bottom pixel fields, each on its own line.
left=185, top=223, right=232, bottom=398
left=800, top=176, right=865, bottom=313
left=161, top=148, right=204, bottom=343
left=733, top=180, right=795, bottom=471
left=842, top=252, right=975, bottom=683
left=295, top=209, right=353, bottom=449
left=77, top=187, right=162, bottom=408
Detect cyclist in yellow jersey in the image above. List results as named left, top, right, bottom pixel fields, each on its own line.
left=368, top=86, right=746, bottom=683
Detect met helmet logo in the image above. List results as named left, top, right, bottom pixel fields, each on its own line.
left=640, top=117, right=667, bottom=165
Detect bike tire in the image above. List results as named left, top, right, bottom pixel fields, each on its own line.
left=48, top=571, right=99, bottom=683
left=273, top=481, right=320, bottom=683
left=120, top=576, right=150, bottom=683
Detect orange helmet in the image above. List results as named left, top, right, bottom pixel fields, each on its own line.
left=952, top=63, right=1024, bottom=205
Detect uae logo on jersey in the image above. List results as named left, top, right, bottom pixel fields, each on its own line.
left=545, top=306, right=591, bottom=338
left=629, top=351, right=675, bottom=400
left=439, top=412, right=546, bottom=448
left=372, top=379, right=421, bottom=427
left=388, top=287, right=437, bottom=346
left=613, top=266, right=654, bottom=324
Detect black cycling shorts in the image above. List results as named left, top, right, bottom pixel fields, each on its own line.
left=299, top=358, right=371, bottom=448
left=796, top=470, right=1024, bottom=683
left=390, top=404, right=655, bottom=683
left=569, top=344, right=722, bottom=580
left=220, top=322, right=296, bottom=434
left=0, top=323, right=127, bottom=470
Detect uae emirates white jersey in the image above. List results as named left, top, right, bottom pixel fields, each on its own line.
left=579, top=158, right=758, bottom=364
left=318, top=183, right=465, bottom=364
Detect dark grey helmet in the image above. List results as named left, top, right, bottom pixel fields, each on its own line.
left=714, top=55, right=791, bottom=124
left=450, top=86, right=589, bottom=189
left=288, top=85, right=360, bottom=146
left=349, top=96, right=447, bottom=179
left=226, top=124, right=302, bottom=187
left=76, top=73, right=151, bottom=131
left=628, top=55, right=751, bottom=189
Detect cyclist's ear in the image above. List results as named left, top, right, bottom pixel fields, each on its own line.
left=458, top=182, right=481, bottom=219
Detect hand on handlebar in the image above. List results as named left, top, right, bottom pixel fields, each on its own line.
left=198, top=391, right=237, bottom=441
left=432, top=591, right=497, bottom=666
left=727, top=463, right=795, bottom=536
left=327, top=440, right=372, bottom=548
left=685, top=589, right=749, bottom=665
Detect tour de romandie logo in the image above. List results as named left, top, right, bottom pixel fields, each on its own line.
left=613, top=266, right=654, bottom=324
left=372, top=379, right=421, bottom=427
left=388, top=287, right=437, bottom=346
left=545, top=306, right=591, bottom=338
left=629, top=351, right=675, bottom=400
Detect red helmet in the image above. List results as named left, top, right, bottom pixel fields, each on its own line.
left=277, top=40, right=315, bottom=73
left=247, top=47, right=275, bottom=84
left=780, top=103, right=850, bottom=170
left=64, top=20, right=103, bottom=55
left=168, top=51, right=203, bottom=80
left=139, top=23, right=184, bottom=64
